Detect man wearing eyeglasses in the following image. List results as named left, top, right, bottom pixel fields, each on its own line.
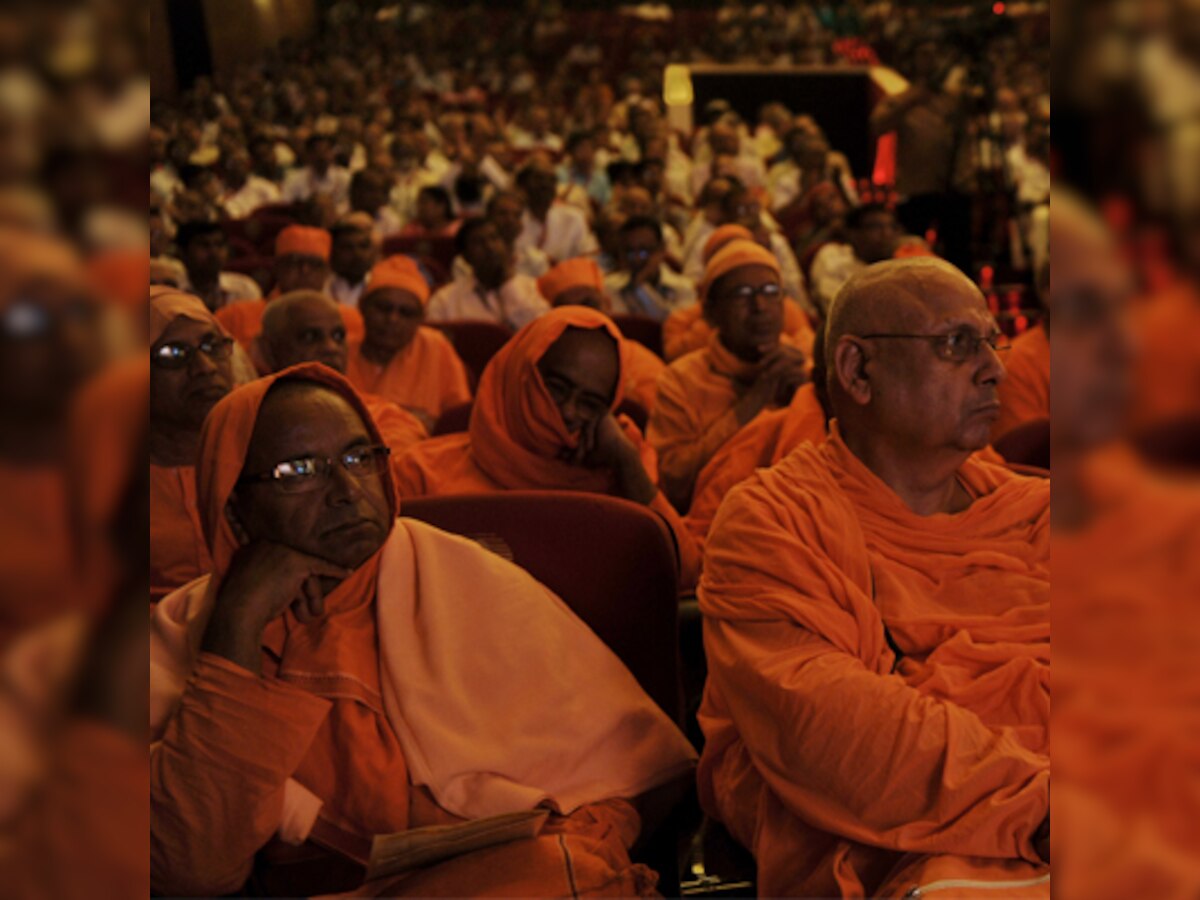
left=149, top=288, right=239, bottom=601
left=604, top=216, right=695, bottom=321
left=697, top=257, right=1050, bottom=898
left=648, top=239, right=809, bottom=511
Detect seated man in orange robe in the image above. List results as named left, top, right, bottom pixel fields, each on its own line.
left=149, top=288, right=238, bottom=602
left=662, top=224, right=816, bottom=363
left=150, top=364, right=696, bottom=897
left=216, top=225, right=364, bottom=349
left=698, top=257, right=1049, bottom=897
left=648, top=239, right=809, bottom=511
left=1051, top=190, right=1200, bottom=896
left=536, top=257, right=666, bottom=414
left=344, top=256, right=472, bottom=431
left=392, top=306, right=701, bottom=587
left=256, top=289, right=428, bottom=465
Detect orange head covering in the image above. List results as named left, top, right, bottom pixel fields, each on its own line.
left=275, top=225, right=332, bottom=261
left=149, top=286, right=228, bottom=344
left=87, top=249, right=150, bottom=312
left=703, top=225, right=755, bottom=266
left=701, top=238, right=782, bottom=304
left=469, top=307, right=638, bottom=492
left=536, top=258, right=606, bottom=305
left=196, top=363, right=397, bottom=578
left=363, top=255, right=430, bottom=305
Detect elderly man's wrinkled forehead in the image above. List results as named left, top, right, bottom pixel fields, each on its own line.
left=262, top=290, right=340, bottom=337
left=826, top=259, right=989, bottom=354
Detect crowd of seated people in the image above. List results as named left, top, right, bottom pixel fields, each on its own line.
left=148, top=2, right=1056, bottom=897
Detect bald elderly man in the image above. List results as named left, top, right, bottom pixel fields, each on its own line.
left=697, top=257, right=1049, bottom=897
left=256, top=290, right=428, bottom=462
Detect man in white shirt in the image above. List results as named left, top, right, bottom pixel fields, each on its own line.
left=388, top=137, right=440, bottom=226
left=603, top=216, right=695, bottom=320
left=328, top=213, right=378, bottom=307
left=809, top=203, right=900, bottom=315
left=221, top=148, right=281, bottom=220
left=280, top=134, right=351, bottom=215
left=427, top=217, right=550, bottom=331
left=349, top=168, right=403, bottom=239
left=176, top=221, right=262, bottom=310
left=688, top=122, right=766, bottom=198
left=515, top=156, right=599, bottom=264
left=453, top=190, right=550, bottom=281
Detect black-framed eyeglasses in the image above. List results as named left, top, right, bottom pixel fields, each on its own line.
left=717, top=282, right=784, bottom=306
left=151, top=336, right=235, bottom=370
left=859, top=329, right=1011, bottom=363
left=238, top=444, right=391, bottom=494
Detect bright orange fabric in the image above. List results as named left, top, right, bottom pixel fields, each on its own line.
left=993, top=323, right=1050, bottom=441
left=149, top=465, right=209, bottom=603
left=344, top=327, right=471, bottom=425
left=622, top=338, right=666, bottom=414
left=216, top=298, right=365, bottom=350
left=392, top=306, right=699, bottom=586
left=662, top=299, right=815, bottom=362
left=87, top=249, right=150, bottom=312
left=686, top=383, right=828, bottom=551
left=700, top=239, right=780, bottom=300
left=1053, top=447, right=1200, bottom=897
left=1132, top=281, right=1200, bottom=426
left=366, top=256, right=430, bottom=305
left=537, top=257, right=606, bottom=301
left=150, top=363, right=693, bottom=896
left=361, top=393, right=428, bottom=464
left=648, top=331, right=808, bottom=511
left=702, top=224, right=754, bottom=265
left=275, top=225, right=332, bottom=259
left=697, top=427, right=1050, bottom=897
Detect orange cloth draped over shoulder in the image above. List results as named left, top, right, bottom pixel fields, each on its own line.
left=992, top=322, right=1050, bottom=442
left=686, top=382, right=829, bottom=552
left=150, top=363, right=695, bottom=897
left=148, top=290, right=228, bottom=602
left=344, top=256, right=471, bottom=425
left=697, top=425, right=1050, bottom=897
left=1132, top=280, right=1200, bottom=427
left=392, top=306, right=700, bottom=587
left=537, top=258, right=666, bottom=413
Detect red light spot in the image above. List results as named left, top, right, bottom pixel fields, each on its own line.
left=993, top=2, right=1006, bottom=14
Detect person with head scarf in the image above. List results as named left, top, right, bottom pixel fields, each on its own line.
left=661, top=223, right=816, bottom=362
left=345, top=256, right=472, bottom=431
left=537, top=258, right=665, bottom=414
left=647, top=239, right=809, bottom=511
left=257, top=288, right=428, bottom=466
left=149, top=288, right=243, bottom=602
left=149, top=363, right=696, bottom=896
left=0, top=228, right=109, bottom=643
left=392, top=306, right=700, bottom=586
left=697, top=257, right=1049, bottom=897
left=215, top=225, right=364, bottom=349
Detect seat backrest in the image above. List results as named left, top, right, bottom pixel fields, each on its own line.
left=428, top=320, right=513, bottom=389
left=400, top=491, right=683, bottom=724
left=612, top=314, right=664, bottom=359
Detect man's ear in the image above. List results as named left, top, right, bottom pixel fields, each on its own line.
left=832, top=336, right=872, bottom=406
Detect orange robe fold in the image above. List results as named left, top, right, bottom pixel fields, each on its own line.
left=648, top=332, right=804, bottom=512
left=391, top=307, right=701, bottom=587
left=661, top=298, right=816, bottom=362
left=621, top=338, right=666, bottom=414
left=345, top=328, right=472, bottom=426
left=150, top=362, right=694, bottom=897
left=992, top=323, right=1050, bottom=441
left=697, top=428, right=1050, bottom=897
left=686, top=382, right=829, bottom=553
left=149, top=465, right=210, bottom=603
left=216, top=298, right=365, bottom=350
left=1132, top=281, right=1200, bottom=427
